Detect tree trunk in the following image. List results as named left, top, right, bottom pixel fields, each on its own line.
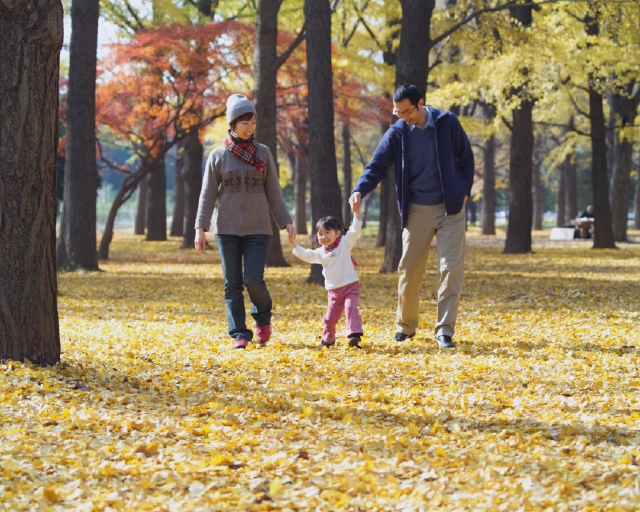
left=609, top=86, right=639, bottom=242
left=565, top=153, right=577, bottom=221
left=0, top=0, right=63, bottom=365
left=635, top=167, right=640, bottom=229
left=504, top=5, right=534, bottom=254
left=589, top=85, right=615, bottom=248
left=56, top=0, right=100, bottom=271
left=294, top=147, right=309, bottom=235
left=532, top=160, right=543, bottom=230
left=504, top=99, right=534, bottom=253
left=254, top=0, right=289, bottom=267
left=381, top=0, right=435, bottom=265
left=342, top=122, right=353, bottom=225
left=146, top=155, right=167, bottom=241
left=468, top=196, right=477, bottom=224
left=482, top=125, right=496, bottom=235
left=170, top=139, right=185, bottom=237
left=362, top=189, right=375, bottom=228
left=180, top=130, right=203, bottom=248
left=556, top=157, right=567, bottom=227
left=380, top=169, right=403, bottom=273
left=304, top=0, right=343, bottom=284
left=376, top=175, right=389, bottom=247
left=135, top=176, right=148, bottom=235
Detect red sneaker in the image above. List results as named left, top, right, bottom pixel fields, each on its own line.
left=255, top=324, right=271, bottom=344
left=234, top=338, right=249, bottom=349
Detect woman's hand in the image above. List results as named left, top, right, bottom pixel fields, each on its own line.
left=194, top=228, right=207, bottom=254
left=285, top=224, right=297, bottom=248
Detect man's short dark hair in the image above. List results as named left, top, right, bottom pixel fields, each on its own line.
left=392, top=85, right=423, bottom=107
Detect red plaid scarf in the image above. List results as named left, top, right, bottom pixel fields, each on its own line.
left=222, top=130, right=266, bottom=171
left=324, top=236, right=357, bottom=267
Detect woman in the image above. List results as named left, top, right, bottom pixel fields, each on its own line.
left=195, top=94, right=295, bottom=349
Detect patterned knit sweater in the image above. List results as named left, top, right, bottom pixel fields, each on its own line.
left=195, top=144, right=292, bottom=235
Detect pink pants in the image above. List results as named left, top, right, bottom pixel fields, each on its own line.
left=323, top=281, right=363, bottom=342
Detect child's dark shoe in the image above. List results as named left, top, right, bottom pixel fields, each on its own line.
left=348, top=335, right=362, bottom=348
left=320, top=340, right=335, bottom=347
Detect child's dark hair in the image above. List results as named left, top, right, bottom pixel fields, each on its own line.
left=313, top=216, right=347, bottom=247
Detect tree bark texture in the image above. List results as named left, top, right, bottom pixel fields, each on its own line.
left=635, top=170, right=640, bottom=229
left=380, top=0, right=435, bottom=266
left=565, top=153, right=577, bottom=221
left=379, top=169, right=402, bottom=273
left=170, top=140, right=185, bottom=237
left=304, top=0, right=343, bottom=284
left=134, top=176, right=148, bottom=235
left=376, top=122, right=390, bottom=247
left=588, top=86, right=616, bottom=248
left=146, top=155, right=167, bottom=241
left=294, top=147, right=309, bottom=235
left=56, top=0, right=99, bottom=271
left=482, top=131, right=496, bottom=234
left=254, top=0, right=289, bottom=267
left=342, top=123, right=353, bottom=225
left=180, top=130, right=203, bottom=248
left=609, top=87, right=640, bottom=242
left=504, top=99, right=534, bottom=253
left=532, top=161, right=542, bottom=230
left=556, top=158, right=567, bottom=227
left=0, top=0, right=63, bottom=365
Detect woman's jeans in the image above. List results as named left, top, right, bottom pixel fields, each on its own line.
left=216, top=234, right=272, bottom=340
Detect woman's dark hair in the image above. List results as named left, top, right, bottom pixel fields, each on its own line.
left=313, top=216, right=347, bottom=247
left=392, top=84, right=423, bottom=108
left=230, top=111, right=256, bottom=132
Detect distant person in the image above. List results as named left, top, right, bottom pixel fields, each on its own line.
left=288, top=206, right=364, bottom=349
left=349, top=84, right=474, bottom=349
left=579, top=205, right=594, bottom=219
left=194, top=94, right=295, bottom=349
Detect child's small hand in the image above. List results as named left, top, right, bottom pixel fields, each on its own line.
left=288, top=232, right=297, bottom=248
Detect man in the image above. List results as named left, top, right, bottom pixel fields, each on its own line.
left=349, top=84, right=474, bottom=349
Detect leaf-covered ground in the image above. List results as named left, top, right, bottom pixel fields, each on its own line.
left=2, top=228, right=640, bottom=511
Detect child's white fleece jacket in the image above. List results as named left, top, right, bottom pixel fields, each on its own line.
left=292, top=218, right=362, bottom=290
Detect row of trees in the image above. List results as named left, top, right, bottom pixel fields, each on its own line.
left=2, top=0, right=639, bottom=362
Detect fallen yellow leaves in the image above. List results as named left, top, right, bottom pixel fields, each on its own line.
left=1, top=230, right=639, bottom=510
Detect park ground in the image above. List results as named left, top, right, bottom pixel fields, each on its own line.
left=1, top=227, right=640, bottom=511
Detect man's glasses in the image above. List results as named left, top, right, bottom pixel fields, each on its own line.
left=392, top=106, right=417, bottom=117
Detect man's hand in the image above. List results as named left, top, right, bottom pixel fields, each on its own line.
left=349, top=192, right=361, bottom=212
left=463, top=195, right=469, bottom=207
left=194, top=228, right=206, bottom=254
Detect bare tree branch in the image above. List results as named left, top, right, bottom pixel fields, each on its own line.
left=275, top=22, right=307, bottom=70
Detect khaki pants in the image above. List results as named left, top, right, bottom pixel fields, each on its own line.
left=396, top=203, right=466, bottom=338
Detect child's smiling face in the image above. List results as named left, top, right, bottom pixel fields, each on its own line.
left=317, top=227, right=339, bottom=248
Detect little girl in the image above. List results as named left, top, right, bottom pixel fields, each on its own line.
left=288, top=205, right=363, bottom=347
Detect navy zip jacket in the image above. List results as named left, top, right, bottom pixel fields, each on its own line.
left=353, top=107, right=474, bottom=229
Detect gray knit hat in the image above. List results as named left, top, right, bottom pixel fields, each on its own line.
left=226, top=94, right=256, bottom=125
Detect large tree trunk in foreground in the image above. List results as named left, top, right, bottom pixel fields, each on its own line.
left=146, top=155, right=167, bottom=241
left=0, top=0, right=63, bottom=365
left=56, top=0, right=100, bottom=271
left=254, top=0, right=289, bottom=266
left=504, top=99, right=534, bottom=253
left=304, top=0, right=343, bottom=284
left=180, top=130, right=203, bottom=248
left=135, top=176, right=148, bottom=235
left=170, top=140, right=185, bottom=237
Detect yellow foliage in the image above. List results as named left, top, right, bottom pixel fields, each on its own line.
left=1, top=230, right=639, bottom=510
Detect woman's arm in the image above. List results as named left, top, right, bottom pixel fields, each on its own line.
left=194, top=151, right=221, bottom=232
